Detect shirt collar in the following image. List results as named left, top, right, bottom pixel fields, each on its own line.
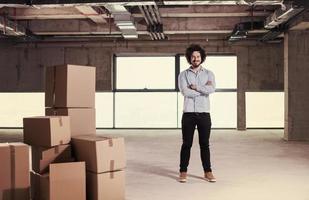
left=188, top=65, right=205, bottom=72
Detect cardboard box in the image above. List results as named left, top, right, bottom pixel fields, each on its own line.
left=0, top=143, right=30, bottom=200
left=45, top=64, right=96, bottom=108
left=46, top=108, right=96, bottom=137
left=87, top=170, right=125, bottom=200
left=31, top=162, right=86, bottom=200
left=72, top=135, right=126, bottom=173
left=23, top=116, right=71, bottom=147
left=31, top=144, right=73, bottom=174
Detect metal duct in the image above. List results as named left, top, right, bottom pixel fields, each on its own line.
left=104, top=4, right=138, bottom=39
left=0, top=15, right=26, bottom=36
left=264, top=4, right=304, bottom=29
left=228, top=21, right=264, bottom=41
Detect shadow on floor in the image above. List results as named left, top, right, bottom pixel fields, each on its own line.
left=127, top=160, right=204, bottom=181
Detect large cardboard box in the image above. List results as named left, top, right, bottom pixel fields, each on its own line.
left=46, top=108, right=96, bottom=137
left=45, top=64, right=96, bottom=108
left=87, top=170, right=125, bottom=200
left=0, top=143, right=30, bottom=200
left=72, top=135, right=126, bottom=173
left=31, top=162, right=86, bottom=200
left=23, top=116, right=71, bottom=147
left=31, top=144, right=73, bottom=174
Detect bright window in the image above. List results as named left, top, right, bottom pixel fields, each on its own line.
left=115, top=92, right=177, bottom=128
left=246, top=92, right=284, bottom=128
left=116, top=56, right=175, bottom=89
left=0, top=93, right=44, bottom=127
left=96, top=92, right=113, bottom=128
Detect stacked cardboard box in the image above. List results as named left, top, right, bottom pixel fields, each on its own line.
left=0, top=142, right=30, bottom=200
left=23, top=116, right=86, bottom=200
left=45, top=64, right=96, bottom=137
left=72, top=135, right=126, bottom=200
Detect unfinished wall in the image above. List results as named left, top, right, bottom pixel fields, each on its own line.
left=0, top=40, right=283, bottom=129
left=0, top=40, right=283, bottom=92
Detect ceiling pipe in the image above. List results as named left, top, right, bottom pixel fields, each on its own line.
left=144, top=5, right=161, bottom=39
left=138, top=5, right=156, bottom=40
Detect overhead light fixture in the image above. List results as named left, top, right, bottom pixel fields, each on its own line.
left=123, top=34, right=138, bottom=39
left=116, top=22, right=134, bottom=26
left=117, top=25, right=136, bottom=30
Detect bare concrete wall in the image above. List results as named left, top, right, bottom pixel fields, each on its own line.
left=0, top=40, right=283, bottom=129
left=0, top=40, right=283, bottom=92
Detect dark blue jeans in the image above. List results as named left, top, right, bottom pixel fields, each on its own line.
left=180, top=112, right=212, bottom=173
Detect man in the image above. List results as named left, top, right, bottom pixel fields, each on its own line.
left=178, top=44, right=216, bottom=183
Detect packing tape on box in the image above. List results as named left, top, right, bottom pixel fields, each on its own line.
left=54, top=146, right=59, bottom=154
left=108, top=139, right=113, bottom=147
left=98, top=136, right=114, bottom=147
left=9, top=145, right=16, bottom=199
left=110, top=160, right=115, bottom=172
left=110, top=171, right=114, bottom=179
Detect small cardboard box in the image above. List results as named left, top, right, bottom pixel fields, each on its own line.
left=87, top=170, right=125, bottom=200
left=0, top=143, right=30, bottom=200
left=31, top=144, right=73, bottom=174
left=46, top=108, right=96, bottom=137
left=31, top=162, right=86, bottom=200
left=45, top=64, right=96, bottom=108
left=72, top=135, right=126, bottom=173
left=23, top=116, right=71, bottom=147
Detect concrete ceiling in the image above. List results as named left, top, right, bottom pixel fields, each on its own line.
left=0, top=0, right=307, bottom=42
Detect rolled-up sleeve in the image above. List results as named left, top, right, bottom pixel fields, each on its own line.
left=196, top=70, right=216, bottom=95
left=178, top=71, right=201, bottom=98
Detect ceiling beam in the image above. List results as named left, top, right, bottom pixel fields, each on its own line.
left=133, top=12, right=270, bottom=18
left=75, top=6, right=107, bottom=24
left=0, top=0, right=284, bottom=7
left=24, top=17, right=266, bottom=35
left=289, top=9, right=309, bottom=30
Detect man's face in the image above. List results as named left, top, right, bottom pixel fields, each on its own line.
left=190, top=51, right=201, bottom=68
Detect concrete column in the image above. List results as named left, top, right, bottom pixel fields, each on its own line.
left=284, top=30, right=309, bottom=141
left=237, top=90, right=246, bottom=130
left=236, top=48, right=249, bottom=130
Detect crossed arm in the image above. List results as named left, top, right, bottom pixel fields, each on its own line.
left=178, top=71, right=216, bottom=98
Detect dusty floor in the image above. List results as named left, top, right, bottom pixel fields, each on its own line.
left=1, top=129, right=309, bottom=200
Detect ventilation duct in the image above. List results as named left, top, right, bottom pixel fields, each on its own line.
left=264, top=4, right=304, bottom=29
left=0, top=15, right=26, bottom=36
left=228, top=21, right=264, bottom=41
left=104, top=5, right=138, bottom=39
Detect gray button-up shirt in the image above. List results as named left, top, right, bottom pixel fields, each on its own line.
left=178, top=66, right=216, bottom=113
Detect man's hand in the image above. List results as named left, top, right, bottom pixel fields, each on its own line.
left=188, top=84, right=197, bottom=90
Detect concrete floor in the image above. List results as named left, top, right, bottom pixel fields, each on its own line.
left=1, top=129, right=309, bottom=200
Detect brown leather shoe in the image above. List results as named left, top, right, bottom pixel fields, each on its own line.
left=204, top=172, right=216, bottom=182
left=178, top=172, right=187, bottom=183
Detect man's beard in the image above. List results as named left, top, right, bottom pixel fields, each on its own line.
left=191, top=61, right=201, bottom=68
